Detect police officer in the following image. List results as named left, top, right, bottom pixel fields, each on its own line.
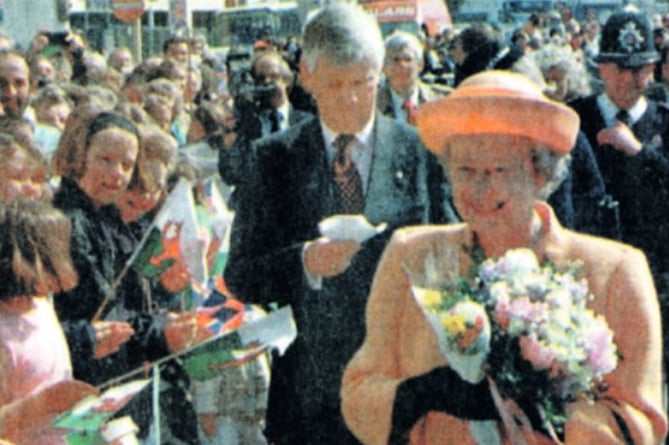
left=570, top=8, right=669, bottom=283
left=570, top=12, right=669, bottom=422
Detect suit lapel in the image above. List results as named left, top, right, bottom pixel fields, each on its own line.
left=364, top=115, right=408, bottom=224
left=296, top=119, right=338, bottom=221
left=288, top=106, right=304, bottom=127
left=376, top=83, right=396, bottom=118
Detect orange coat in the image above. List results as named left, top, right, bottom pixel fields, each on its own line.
left=342, top=202, right=667, bottom=445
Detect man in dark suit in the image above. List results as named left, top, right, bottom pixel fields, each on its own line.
left=224, top=4, right=446, bottom=444
left=217, top=51, right=312, bottom=187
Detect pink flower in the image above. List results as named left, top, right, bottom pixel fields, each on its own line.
left=519, top=335, right=555, bottom=371
left=493, top=293, right=511, bottom=329
left=508, top=297, right=535, bottom=320
left=585, top=315, right=618, bottom=375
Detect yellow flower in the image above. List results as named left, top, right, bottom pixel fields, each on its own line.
left=412, top=287, right=443, bottom=310
left=441, top=313, right=466, bottom=336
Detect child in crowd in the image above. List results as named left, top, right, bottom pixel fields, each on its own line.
left=116, top=123, right=208, bottom=444
left=50, top=104, right=140, bottom=382
left=32, top=84, right=73, bottom=159
left=117, top=123, right=177, bottom=229
left=0, top=199, right=97, bottom=444
left=143, top=78, right=187, bottom=145
left=0, top=133, right=50, bottom=201
left=50, top=104, right=207, bottom=443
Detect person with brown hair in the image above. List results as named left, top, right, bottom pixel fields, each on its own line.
left=51, top=105, right=207, bottom=442
left=0, top=199, right=97, bottom=444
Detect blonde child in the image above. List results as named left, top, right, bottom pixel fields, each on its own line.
left=0, top=200, right=97, bottom=444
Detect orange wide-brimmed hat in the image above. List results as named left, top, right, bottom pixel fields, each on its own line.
left=416, top=70, right=580, bottom=155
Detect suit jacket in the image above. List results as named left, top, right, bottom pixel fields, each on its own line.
left=342, top=202, right=667, bottom=445
left=569, top=95, right=669, bottom=292
left=376, top=81, right=459, bottom=224
left=376, top=80, right=449, bottom=120
left=225, top=113, right=434, bottom=444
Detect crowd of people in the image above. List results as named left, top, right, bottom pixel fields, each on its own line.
left=0, top=2, right=668, bottom=444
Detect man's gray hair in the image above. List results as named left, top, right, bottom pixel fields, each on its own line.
left=384, top=30, right=424, bottom=63
left=302, top=3, right=384, bottom=73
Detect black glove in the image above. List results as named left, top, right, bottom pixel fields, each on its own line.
left=389, top=366, right=499, bottom=444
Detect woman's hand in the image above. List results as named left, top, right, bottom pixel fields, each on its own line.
left=164, top=312, right=213, bottom=352
left=93, top=320, right=134, bottom=359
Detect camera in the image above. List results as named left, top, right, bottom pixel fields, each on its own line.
left=226, top=50, right=277, bottom=110
left=44, top=30, right=69, bottom=47
left=225, top=49, right=279, bottom=132
left=36, top=78, right=52, bottom=88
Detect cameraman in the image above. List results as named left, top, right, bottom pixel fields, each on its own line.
left=217, top=51, right=312, bottom=190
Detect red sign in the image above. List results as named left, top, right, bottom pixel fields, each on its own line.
left=362, top=1, right=417, bottom=22
left=111, top=0, right=146, bottom=22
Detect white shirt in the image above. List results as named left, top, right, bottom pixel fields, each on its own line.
left=276, top=102, right=290, bottom=132
left=597, top=93, right=647, bottom=127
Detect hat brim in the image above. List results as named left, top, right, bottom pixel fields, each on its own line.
left=595, top=52, right=660, bottom=67
left=417, top=91, right=580, bottom=156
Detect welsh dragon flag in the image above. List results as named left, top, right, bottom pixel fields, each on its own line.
left=132, top=178, right=208, bottom=284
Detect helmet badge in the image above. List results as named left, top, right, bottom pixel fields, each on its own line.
left=618, top=21, right=645, bottom=53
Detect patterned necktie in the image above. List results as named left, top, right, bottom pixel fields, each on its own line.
left=402, top=98, right=417, bottom=125
left=615, top=109, right=631, bottom=127
left=333, top=134, right=365, bottom=214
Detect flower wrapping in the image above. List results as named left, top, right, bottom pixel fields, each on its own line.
left=409, top=247, right=619, bottom=436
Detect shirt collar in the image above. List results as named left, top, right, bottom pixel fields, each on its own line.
left=320, top=116, right=374, bottom=149
left=277, top=102, right=290, bottom=123
left=390, top=85, right=419, bottom=108
left=597, top=93, right=647, bottom=126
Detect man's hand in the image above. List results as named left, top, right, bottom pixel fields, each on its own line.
left=93, top=320, right=134, bottom=359
left=597, top=122, right=642, bottom=156
left=304, top=237, right=361, bottom=278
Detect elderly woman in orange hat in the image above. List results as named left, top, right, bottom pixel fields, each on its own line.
left=341, top=71, right=667, bottom=445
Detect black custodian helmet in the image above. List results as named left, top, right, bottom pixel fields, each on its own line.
left=596, top=9, right=659, bottom=68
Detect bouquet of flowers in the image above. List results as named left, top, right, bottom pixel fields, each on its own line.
left=411, top=247, right=619, bottom=438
